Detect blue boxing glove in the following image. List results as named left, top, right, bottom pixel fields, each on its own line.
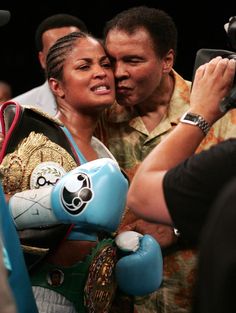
left=51, top=158, right=128, bottom=233
left=115, top=231, right=163, bottom=296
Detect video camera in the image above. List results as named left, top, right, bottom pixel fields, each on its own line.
left=192, top=16, right=236, bottom=113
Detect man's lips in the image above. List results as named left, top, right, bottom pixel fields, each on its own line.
left=116, top=86, right=132, bottom=94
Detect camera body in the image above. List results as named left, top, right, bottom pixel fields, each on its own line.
left=192, top=17, right=236, bottom=112
left=193, top=48, right=236, bottom=75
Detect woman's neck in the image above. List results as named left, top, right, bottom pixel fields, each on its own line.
left=57, top=108, right=97, bottom=141
left=56, top=107, right=100, bottom=161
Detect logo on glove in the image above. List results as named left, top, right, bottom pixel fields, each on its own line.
left=61, top=172, right=93, bottom=215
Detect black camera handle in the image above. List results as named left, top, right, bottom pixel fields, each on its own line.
left=220, top=85, right=236, bottom=113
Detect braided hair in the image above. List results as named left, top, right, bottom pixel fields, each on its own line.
left=46, top=31, right=88, bottom=81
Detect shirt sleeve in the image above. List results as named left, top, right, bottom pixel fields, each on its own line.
left=163, top=138, right=236, bottom=244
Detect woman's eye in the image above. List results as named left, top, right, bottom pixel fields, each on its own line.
left=79, top=65, right=90, bottom=70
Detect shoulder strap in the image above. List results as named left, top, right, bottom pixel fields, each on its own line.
left=60, top=126, right=88, bottom=164
left=0, top=101, right=21, bottom=162
left=0, top=101, right=82, bottom=165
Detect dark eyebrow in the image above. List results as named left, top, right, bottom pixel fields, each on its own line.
left=77, top=55, right=109, bottom=62
left=124, top=55, right=144, bottom=59
left=100, top=55, right=110, bottom=61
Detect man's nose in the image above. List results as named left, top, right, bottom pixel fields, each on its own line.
left=113, top=62, right=129, bottom=79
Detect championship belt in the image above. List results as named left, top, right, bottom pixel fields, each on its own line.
left=84, top=241, right=117, bottom=313
left=0, top=101, right=79, bottom=268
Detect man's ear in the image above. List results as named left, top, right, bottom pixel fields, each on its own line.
left=48, top=78, right=65, bottom=98
left=38, top=51, right=46, bottom=70
left=162, top=49, right=174, bottom=74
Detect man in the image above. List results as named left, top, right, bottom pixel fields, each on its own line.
left=96, top=6, right=195, bottom=312
left=98, top=6, right=186, bottom=243
left=11, top=13, right=87, bottom=116
left=127, top=56, right=236, bottom=313
left=96, top=6, right=236, bottom=313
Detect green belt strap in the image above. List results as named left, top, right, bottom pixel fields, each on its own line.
left=31, top=238, right=117, bottom=313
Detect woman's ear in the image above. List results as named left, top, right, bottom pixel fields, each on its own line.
left=48, top=78, right=65, bottom=98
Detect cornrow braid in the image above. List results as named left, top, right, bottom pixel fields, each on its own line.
left=46, top=31, right=87, bottom=81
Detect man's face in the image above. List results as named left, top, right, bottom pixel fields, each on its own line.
left=105, top=28, right=168, bottom=107
left=39, top=26, right=80, bottom=70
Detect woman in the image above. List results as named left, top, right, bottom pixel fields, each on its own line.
left=1, top=32, right=121, bottom=313
left=39, top=31, right=121, bottom=313
left=0, top=32, right=161, bottom=313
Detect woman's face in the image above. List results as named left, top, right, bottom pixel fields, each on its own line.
left=57, top=37, right=115, bottom=112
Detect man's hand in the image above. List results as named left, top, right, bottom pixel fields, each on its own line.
left=119, top=219, right=177, bottom=249
left=190, top=56, right=236, bottom=125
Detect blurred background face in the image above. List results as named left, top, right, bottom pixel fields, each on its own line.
left=105, top=28, right=170, bottom=107
left=0, top=81, right=12, bottom=104
left=39, top=26, right=81, bottom=69
left=55, top=37, right=115, bottom=112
